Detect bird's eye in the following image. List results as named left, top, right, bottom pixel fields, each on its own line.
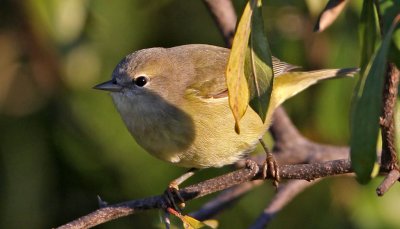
left=133, top=76, right=148, bottom=87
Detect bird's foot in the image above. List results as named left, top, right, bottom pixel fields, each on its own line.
left=162, top=168, right=197, bottom=212
left=259, top=139, right=280, bottom=188
left=163, top=182, right=185, bottom=212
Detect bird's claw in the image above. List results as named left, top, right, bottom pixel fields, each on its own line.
left=262, top=154, right=280, bottom=188
left=259, top=139, right=280, bottom=188
left=163, top=183, right=185, bottom=212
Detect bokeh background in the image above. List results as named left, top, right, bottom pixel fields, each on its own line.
left=1, top=0, right=399, bottom=228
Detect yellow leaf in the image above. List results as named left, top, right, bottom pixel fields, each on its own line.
left=202, top=219, right=219, bottom=229
left=182, top=215, right=212, bottom=229
left=226, top=0, right=258, bottom=133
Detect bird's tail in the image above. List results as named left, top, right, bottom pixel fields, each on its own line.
left=271, top=68, right=359, bottom=109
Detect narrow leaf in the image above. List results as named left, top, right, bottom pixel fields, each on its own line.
left=167, top=207, right=216, bottom=229
left=246, top=0, right=274, bottom=122
left=314, top=0, right=348, bottom=32
left=382, top=0, right=400, bottom=68
left=226, top=0, right=257, bottom=133
left=394, top=28, right=400, bottom=51
left=358, top=0, right=379, bottom=75
left=182, top=215, right=213, bottom=229
left=350, top=15, right=400, bottom=184
left=349, top=0, right=378, bottom=183
left=389, top=34, right=400, bottom=69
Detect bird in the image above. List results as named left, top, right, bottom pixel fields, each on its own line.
left=94, top=44, right=357, bottom=208
left=94, top=44, right=355, bottom=169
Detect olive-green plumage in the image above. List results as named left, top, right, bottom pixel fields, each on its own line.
left=95, top=44, right=356, bottom=168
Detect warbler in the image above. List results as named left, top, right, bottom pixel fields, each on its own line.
left=94, top=44, right=356, bottom=169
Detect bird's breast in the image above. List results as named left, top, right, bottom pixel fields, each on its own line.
left=112, top=92, right=268, bottom=168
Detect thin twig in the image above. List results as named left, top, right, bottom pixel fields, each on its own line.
left=189, top=180, right=264, bottom=221
left=376, top=169, right=400, bottom=196
left=269, top=107, right=303, bottom=145
left=203, top=0, right=237, bottom=47
left=249, top=179, right=320, bottom=229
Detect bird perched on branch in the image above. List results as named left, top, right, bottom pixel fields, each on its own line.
left=95, top=44, right=355, bottom=168
left=94, top=44, right=357, bottom=207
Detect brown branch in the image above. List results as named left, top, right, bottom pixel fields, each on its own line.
left=57, top=158, right=354, bottom=229
left=380, top=63, right=399, bottom=171
left=378, top=62, right=400, bottom=196
left=277, top=159, right=352, bottom=180
left=270, top=107, right=303, bottom=145
left=376, top=169, right=400, bottom=196
left=57, top=195, right=162, bottom=229
left=313, top=0, right=348, bottom=33
left=189, top=180, right=264, bottom=221
left=203, top=0, right=237, bottom=47
left=250, top=179, right=320, bottom=229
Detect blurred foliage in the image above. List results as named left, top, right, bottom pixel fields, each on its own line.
left=0, top=0, right=399, bottom=228
left=350, top=0, right=399, bottom=184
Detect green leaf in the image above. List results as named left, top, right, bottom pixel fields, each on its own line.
left=226, top=0, right=274, bottom=132
left=358, top=0, right=379, bottom=75
left=246, top=0, right=274, bottom=122
left=226, top=0, right=257, bottom=133
left=349, top=0, right=378, bottom=184
left=380, top=0, right=400, bottom=35
left=393, top=26, right=400, bottom=51
left=381, top=0, right=400, bottom=68
left=350, top=15, right=400, bottom=184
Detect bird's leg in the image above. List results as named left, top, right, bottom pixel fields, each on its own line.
left=259, top=139, right=280, bottom=187
left=164, top=168, right=198, bottom=211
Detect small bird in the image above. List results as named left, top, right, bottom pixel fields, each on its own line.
left=94, top=44, right=355, bottom=176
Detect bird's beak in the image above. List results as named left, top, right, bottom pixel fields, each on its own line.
left=93, top=80, right=122, bottom=92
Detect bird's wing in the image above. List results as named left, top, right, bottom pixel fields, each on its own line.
left=272, top=56, right=300, bottom=76
left=183, top=44, right=298, bottom=99
left=182, top=45, right=230, bottom=99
